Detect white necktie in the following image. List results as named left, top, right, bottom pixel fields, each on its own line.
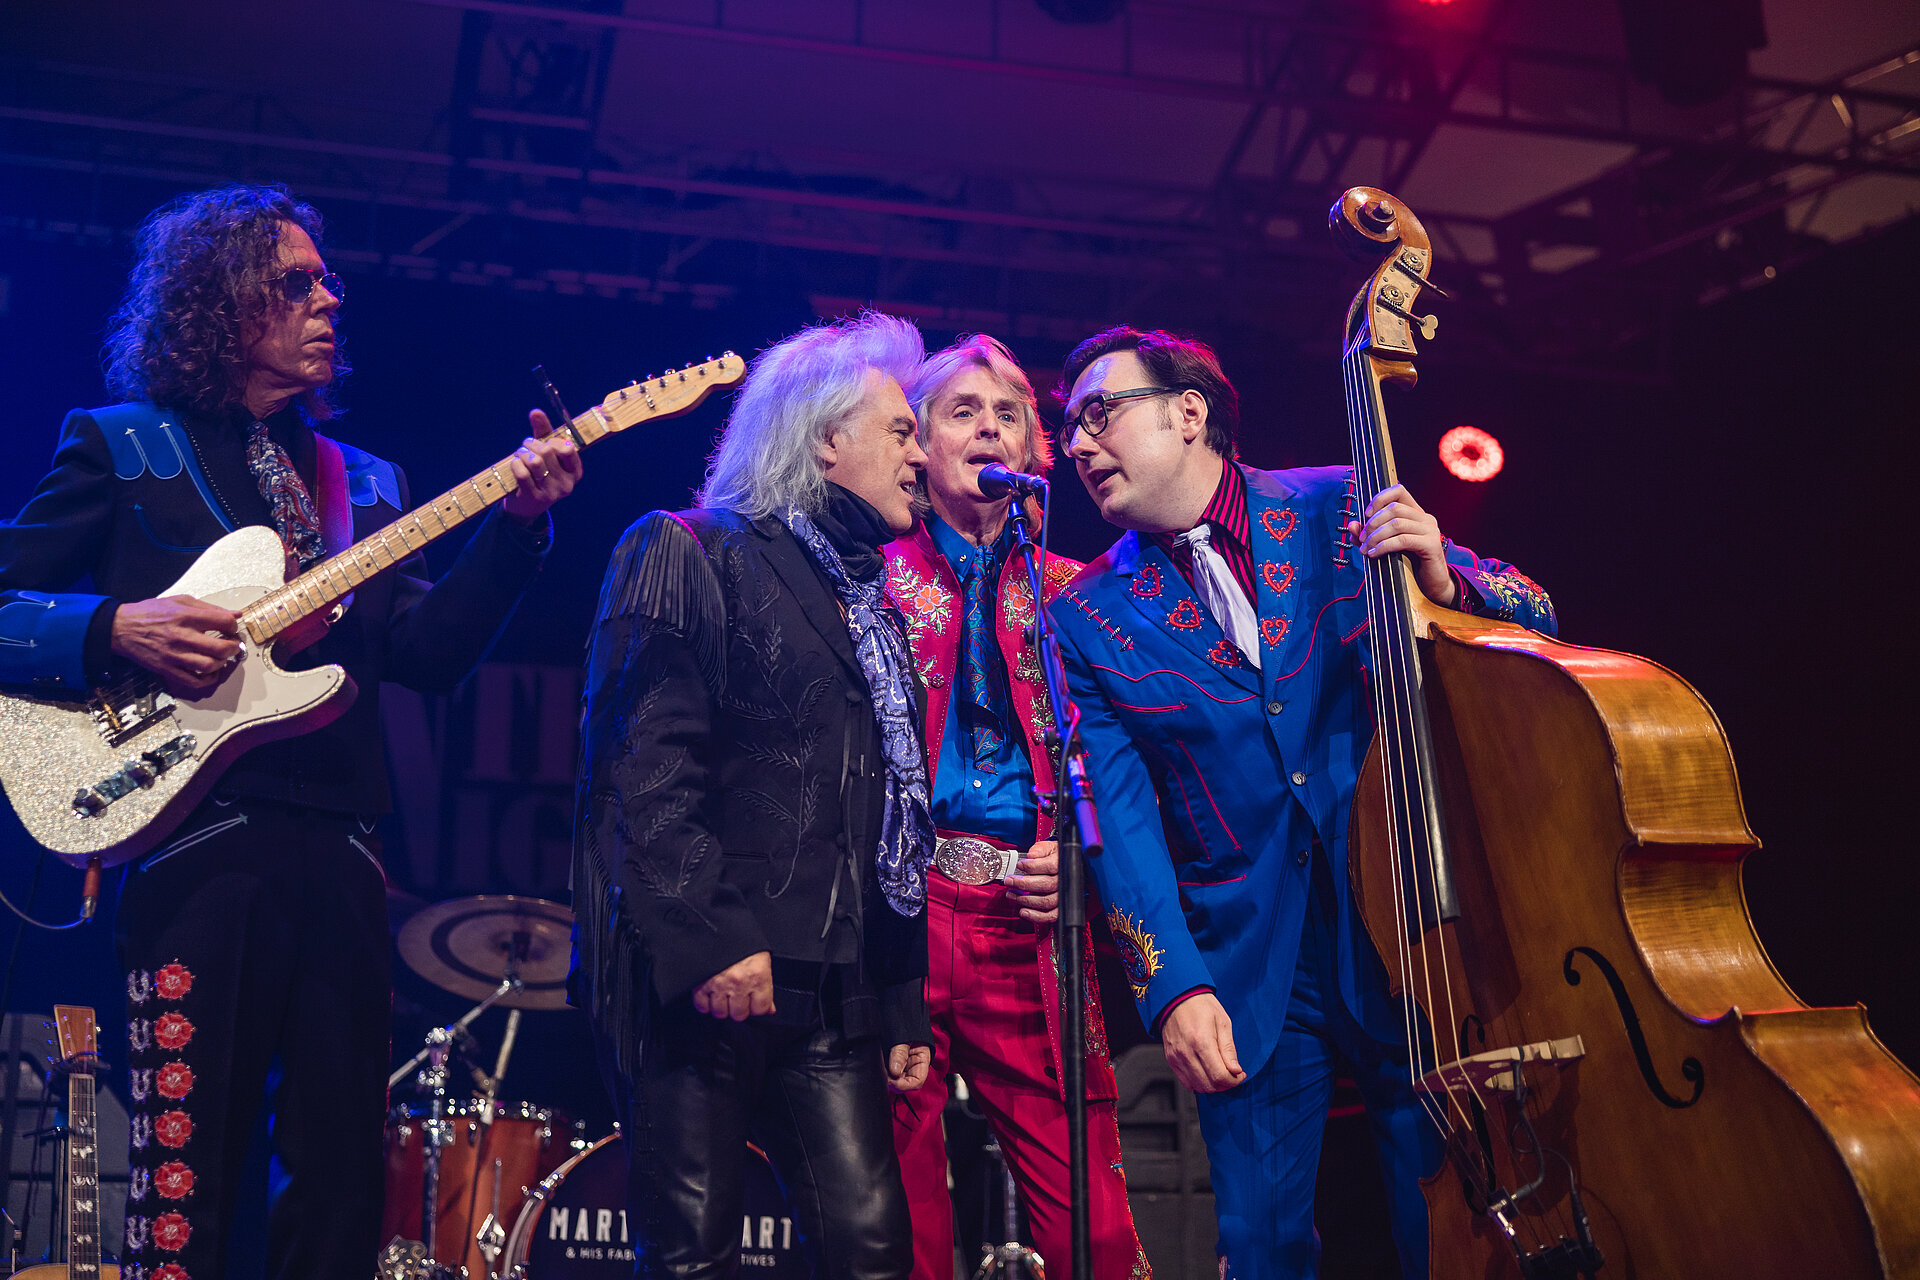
left=1176, top=523, right=1261, bottom=671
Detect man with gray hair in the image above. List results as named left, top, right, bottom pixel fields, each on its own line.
left=884, top=335, right=1149, bottom=1279
left=572, top=311, right=937, bottom=1277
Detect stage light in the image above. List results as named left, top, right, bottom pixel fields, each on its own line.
left=1439, top=426, right=1503, bottom=482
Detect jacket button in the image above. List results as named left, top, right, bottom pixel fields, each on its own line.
left=1295, top=848, right=1310, bottom=867
left=1291, top=770, right=1307, bottom=785
left=1267, top=700, right=1284, bottom=715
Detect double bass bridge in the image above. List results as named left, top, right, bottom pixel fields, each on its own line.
left=1418, top=1035, right=1586, bottom=1098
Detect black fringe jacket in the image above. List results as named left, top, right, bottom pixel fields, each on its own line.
left=571, top=506, right=930, bottom=1076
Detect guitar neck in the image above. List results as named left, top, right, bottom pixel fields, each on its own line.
left=66, top=1068, right=101, bottom=1278
left=237, top=412, right=612, bottom=645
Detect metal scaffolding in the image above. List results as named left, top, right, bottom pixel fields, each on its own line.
left=2, top=0, right=1916, bottom=376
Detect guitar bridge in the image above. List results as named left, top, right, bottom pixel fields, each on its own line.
left=88, top=682, right=177, bottom=747
left=72, top=732, right=198, bottom=818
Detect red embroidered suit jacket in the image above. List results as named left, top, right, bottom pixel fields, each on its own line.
left=884, top=523, right=1117, bottom=1102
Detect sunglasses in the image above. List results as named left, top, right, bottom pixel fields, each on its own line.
left=269, top=268, right=345, bottom=306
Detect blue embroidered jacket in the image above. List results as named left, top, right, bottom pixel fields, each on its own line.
left=1048, top=464, right=1557, bottom=1077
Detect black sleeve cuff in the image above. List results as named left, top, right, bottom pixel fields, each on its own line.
left=82, top=598, right=120, bottom=685
left=501, top=508, right=554, bottom=554
left=880, top=978, right=932, bottom=1048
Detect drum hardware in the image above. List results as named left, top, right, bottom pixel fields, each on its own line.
left=971, top=1130, right=1046, bottom=1280
left=949, top=1075, right=1044, bottom=1280
left=387, top=895, right=579, bottom=1278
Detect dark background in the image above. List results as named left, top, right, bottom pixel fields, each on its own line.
left=3, top=190, right=1917, bottom=1263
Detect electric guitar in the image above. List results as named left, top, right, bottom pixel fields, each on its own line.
left=14, top=1005, right=118, bottom=1280
left=0, top=356, right=743, bottom=868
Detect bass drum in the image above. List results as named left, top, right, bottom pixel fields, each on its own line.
left=503, top=1133, right=809, bottom=1277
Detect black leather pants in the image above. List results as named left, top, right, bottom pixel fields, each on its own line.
left=598, top=998, right=914, bottom=1279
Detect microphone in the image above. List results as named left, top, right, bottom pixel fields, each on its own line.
left=977, top=463, right=1047, bottom=499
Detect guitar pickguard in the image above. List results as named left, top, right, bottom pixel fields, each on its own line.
left=0, top=526, right=355, bottom=866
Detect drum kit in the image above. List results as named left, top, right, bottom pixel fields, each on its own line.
left=377, top=895, right=806, bottom=1280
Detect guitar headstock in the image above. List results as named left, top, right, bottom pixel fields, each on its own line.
left=53, top=1003, right=98, bottom=1074
left=594, top=352, right=745, bottom=433
left=1329, top=187, right=1444, bottom=386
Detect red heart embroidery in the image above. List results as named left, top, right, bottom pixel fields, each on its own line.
left=1166, top=599, right=1203, bottom=630
left=1209, top=638, right=1242, bottom=667
left=1261, top=616, right=1291, bottom=646
left=1261, top=561, right=1294, bottom=595
left=1260, top=509, right=1297, bottom=543
left=1132, top=563, right=1163, bottom=597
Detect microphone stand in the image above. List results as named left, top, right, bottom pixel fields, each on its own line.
left=1003, top=485, right=1100, bottom=1280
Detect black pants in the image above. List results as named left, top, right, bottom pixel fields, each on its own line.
left=115, top=796, right=390, bottom=1280
left=598, top=997, right=913, bottom=1279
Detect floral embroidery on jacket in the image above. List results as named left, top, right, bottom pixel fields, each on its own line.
left=1473, top=566, right=1556, bottom=628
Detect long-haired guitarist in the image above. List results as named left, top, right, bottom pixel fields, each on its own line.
left=0, top=183, right=581, bottom=1279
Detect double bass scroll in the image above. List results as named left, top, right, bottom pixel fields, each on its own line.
left=1333, top=185, right=1920, bottom=1280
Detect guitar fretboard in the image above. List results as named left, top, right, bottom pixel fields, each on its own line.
left=237, top=411, right=615, bottom=645
left=68, top=1068, right=100, bottom=1278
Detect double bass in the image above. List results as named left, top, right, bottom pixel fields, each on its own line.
left=1333, top=186, right=1920, bottom=1279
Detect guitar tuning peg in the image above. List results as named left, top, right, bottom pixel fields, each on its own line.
left=1417, top=314, right=1438, bottom=341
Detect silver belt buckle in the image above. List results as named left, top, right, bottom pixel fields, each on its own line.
left=934, top=835, right=1016, bottom=886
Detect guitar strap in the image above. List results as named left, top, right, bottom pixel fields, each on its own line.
left=311, top=431, right=356, bottom=616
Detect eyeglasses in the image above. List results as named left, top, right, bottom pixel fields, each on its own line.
left=269, top=268, right=344, bottom=306
left=1059, top=386, right=1182, bottom=442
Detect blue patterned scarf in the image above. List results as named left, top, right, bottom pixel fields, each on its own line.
left=782, top=499, right=934, bottom=917
left=246, top=418, right=325, bottom=568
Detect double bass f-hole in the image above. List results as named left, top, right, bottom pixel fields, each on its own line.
left=1563, top=946, right=1705, bottom=1109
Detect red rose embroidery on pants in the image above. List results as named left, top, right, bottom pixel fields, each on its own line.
left=155, top=1161, right=195, bottom=1199
left=155, top=963, right=194, bottom=1000
left=154, top=1013, right=195, bottom=1052
left=157, top=1062, right=195, bottom=1100
left=153, top=1212, right=191, bottom=1252
left=155, top=1266, right=191, bottom=1280
left=155, top=1110, right=193, bottom=1148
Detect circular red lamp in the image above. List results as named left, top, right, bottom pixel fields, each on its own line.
left=1439, top=426, right=1503, bottom=482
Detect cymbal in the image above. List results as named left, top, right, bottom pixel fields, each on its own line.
left=396, top=894, right=575, bottom=1010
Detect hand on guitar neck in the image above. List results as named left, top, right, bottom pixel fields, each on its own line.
left=500, top=408, right=584, bottom=523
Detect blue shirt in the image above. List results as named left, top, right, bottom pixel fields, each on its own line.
left=926, top=513, right=1036, bottom=849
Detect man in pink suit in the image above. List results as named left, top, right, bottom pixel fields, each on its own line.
left=884, top=335, right=1150, bottom=1279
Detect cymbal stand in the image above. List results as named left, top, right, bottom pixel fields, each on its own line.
left=388, top=972, right=523, bottom=1268
left=972, top=1131, right=1045, bottom=1279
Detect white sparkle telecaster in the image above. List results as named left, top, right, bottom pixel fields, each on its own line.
left=0, top=355, right=742, bottom=869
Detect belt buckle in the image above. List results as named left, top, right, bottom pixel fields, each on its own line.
left=935, top=836, right=1009, bottom=886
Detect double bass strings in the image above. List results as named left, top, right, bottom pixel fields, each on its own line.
left=1342, top=347, right=1456, bottom=1143
left=1344, top=342, right=1577, bottom=1260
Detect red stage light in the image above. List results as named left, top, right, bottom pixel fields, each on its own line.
left=1439, top=426, right=1503, bottom=481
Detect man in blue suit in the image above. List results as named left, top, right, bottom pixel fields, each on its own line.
left=1045, top=327, right=1556, bottom=1280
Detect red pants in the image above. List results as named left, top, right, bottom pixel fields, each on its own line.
left=892, top=870, right=1148, bottom=1279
